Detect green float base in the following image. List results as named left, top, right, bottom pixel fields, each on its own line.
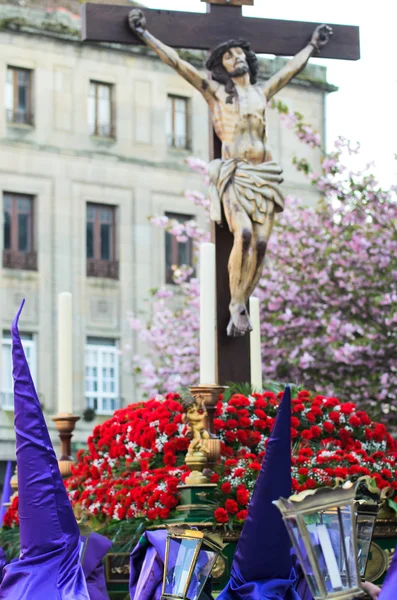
left=166, top=483, right=218, bottom=523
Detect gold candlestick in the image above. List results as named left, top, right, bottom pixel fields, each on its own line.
left=51, top=413, right=80, bottom=478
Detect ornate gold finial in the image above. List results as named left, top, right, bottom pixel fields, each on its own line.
left=182, top=392, right=210, bottom=485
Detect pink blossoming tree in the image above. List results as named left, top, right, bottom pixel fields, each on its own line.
left=129, top=101, right=397, bottom=422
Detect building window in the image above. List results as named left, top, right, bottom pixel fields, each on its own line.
left=3, top=193, right=37, bottom=271
left=1, top=333, right=36, bottom=411
left=85, top=339, right=120, bottom=415
left=167, top=95, right=190, bottom=150
left=86, top=203, right=118, bottom=279
left=165, top=212, right=194, bottom=284
left=5, top=67, right=34, bottom=126
left=88, top=81, right=114, bottom=138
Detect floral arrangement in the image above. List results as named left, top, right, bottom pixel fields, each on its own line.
left=3, top=388, right=396, bottom=538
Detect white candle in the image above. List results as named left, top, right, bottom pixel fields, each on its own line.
left=199, top=243, right=216, bottom=385
left=58, top=292, right=73, bottom=414
left=249, top=296, right=262, bottom=392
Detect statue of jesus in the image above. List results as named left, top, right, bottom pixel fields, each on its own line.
left=129, top=10, right=332, bottom=336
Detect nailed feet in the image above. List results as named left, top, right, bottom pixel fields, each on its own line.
left=227, top=303, right=252, bottom=337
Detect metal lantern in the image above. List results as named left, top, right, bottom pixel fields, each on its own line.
left=274, top=481, right=365, bottom=600
left=161, top=527, right=224, bottom=600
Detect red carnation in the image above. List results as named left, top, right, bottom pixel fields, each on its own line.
left=221, top=482, right=232, bottom=494
left=356, top=411, right=371, bottom=426
left=210, top=473, right=220, bottom=483
left=310, top=426, right=321, bottom=438
left=298, top=467, right=309, bottom=476
left=254, top=409, right=267, bottom=419
left=214, top=508, right=229, bottom=523
left=234, top=468, right=246, bottom=478
left=236, top=487, right=250, bottom=506
left=248, top=462, right=261, bottom=471
left=236, top=430, right=248, bottom=444
left=236, top=509, right=248, bottom=521
left=334, top=467, right=349, bottom=478
left=164, top=423, right=178, bottom=437
left=225, top=499, right=239, bottom=514
left=348, top=415, right=361, bottom=428
left=306, top=412, right=316, bottom=423
left=323, top=421, right=334, bottom=434
left=329, top=411, right=340, bottom=424
left=239, top=417, right=252, bottom=428
left=225, top=431, right=236, bottom=443
left=340, top=402, right=356, bottom=414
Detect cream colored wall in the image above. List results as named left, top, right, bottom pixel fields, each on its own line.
left=0, top=29, right=327, bottom=457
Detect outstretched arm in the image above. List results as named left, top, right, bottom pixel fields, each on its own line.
left=129, top=9, right=217, bottom=104
left=263, top=25, right=333, bottom=101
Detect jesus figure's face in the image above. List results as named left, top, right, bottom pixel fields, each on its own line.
left=222, top=46, right=249, bottom=78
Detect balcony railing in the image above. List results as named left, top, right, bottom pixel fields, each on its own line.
left=167, top=134, right=191, bottom=151
left=3, top=250, right=38, bottom=271
left=6, top=109, right=34, bottom=127
left=87, top=258, right=119, bottom=280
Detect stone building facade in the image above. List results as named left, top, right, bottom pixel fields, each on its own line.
left=0, top=4, right=335, bottom=463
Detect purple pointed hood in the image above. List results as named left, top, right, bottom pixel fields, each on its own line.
left=218, top=387, right=298, bottom=600
left=0, top=300, right=89, bottom=600
left=0, top=461, right=13, bottom=526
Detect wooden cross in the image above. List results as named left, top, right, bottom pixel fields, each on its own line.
left=82, top=0, right=360, bottom=386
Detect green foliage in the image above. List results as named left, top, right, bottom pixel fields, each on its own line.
left=0, top=527, right=20, bottom=561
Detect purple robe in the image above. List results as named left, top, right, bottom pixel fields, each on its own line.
left=0, top=300, right=89, bottom=600
left=81, top=532, right=112, bottom=600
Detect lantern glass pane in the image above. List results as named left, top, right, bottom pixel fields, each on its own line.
left=356, top=513, right=377, bottom=577
left=302, top=505, right=358, bottom=593
left=186, top=548, right=218, bottom=600
left=285, top=517, right=321, bottom=598
left=164, top=537, right=200, bottom=597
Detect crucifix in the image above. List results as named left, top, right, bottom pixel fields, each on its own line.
left=82, top=0, right=359, bottom=388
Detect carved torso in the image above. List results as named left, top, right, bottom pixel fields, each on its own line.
left=210, top=83, right=268, bottom=164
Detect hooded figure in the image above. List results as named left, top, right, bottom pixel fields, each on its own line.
left=218, top=387, right=300, bottom=600
left=0, top=300, right=90, bottom=600
left=81, top=532, right=112, bottom=600
left=0, top=461, right=13, bottom=526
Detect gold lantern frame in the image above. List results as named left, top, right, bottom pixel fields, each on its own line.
left=161, top=527, right=224, bottom=600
